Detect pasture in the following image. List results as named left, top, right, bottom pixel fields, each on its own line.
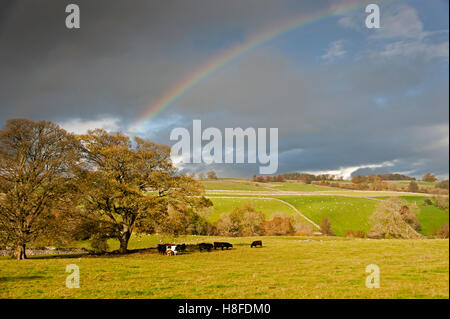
left=402, top=196, right=449, bottom=235
left=202, top=179, right=448, bottom=236
left=208, top=197, right=297, bottom=222
left=276, top=196, right=378, bottom=236
left=2, top=178, right=448, bottom=299
left=201, top=179, right=271, bottom=191
left=203, top=179, right=345, bottom=192
left=0, top=235, right=448, bottom=299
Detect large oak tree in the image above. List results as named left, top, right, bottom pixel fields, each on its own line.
left=0, top=119, right=80, bottom=259
left=78, top=129, right=209, bottom=253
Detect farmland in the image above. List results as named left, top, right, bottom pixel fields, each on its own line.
left=208, top=197, right=298, bottom=222
left=203, top=179, right=449, bottom=236
left=1, top=178, right=448, bottom=299
left=276, top=196, right=377, bottom=236
left=0, top=235, right=448, bottom=299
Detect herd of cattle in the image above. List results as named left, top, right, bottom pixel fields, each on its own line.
left=157, top=240, right=263, bottom=256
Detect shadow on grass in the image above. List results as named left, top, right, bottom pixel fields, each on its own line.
left=26, top=253, right=89, bottom=260
left=9, top=244, right=242, bottom=260
left=0, top=275, right=45, bottom=282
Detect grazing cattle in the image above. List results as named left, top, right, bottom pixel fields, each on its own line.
left=214, top=242, right=233, bottom=250
left=176, top=244, right=186, bottom=253
left=250, top=240, right=262, bottom=248
left=198, top=243, right=213, bottom=252
left=158, top=243, right=178, bottom=255
left=157, top=244, right=167, bottom=254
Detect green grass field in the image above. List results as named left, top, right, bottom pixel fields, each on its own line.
left=401, top=196, right=449, bottom=235
left=208, top=197, right=297, bottom=222
left=387, top=180, right=438, bottom=187
left=202, top=179, right=346, bottom=192
left=1, top=235, right=448, bottom=299
left=202, top=180, right=271, bottom=191
left=262, top=182, right=340, bottom=192
left=201, top=180, right=448, bottom=236
left=2, top=179, right=448, bottom=299
left=278, top=196, right=378, bottom=236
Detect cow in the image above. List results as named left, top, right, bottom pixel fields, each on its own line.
left=158, top=243, right=178, bottom=255
left=198, top=243, right=213, bottom=252
left=176, top=243, right=186, bottom=253
left=214, top=242, right=233, bottom=250
left=250, top=240, right=262, bottom=248
left=157, top=244, right=167, bottom=254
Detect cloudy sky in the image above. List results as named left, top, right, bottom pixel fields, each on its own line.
left=0, top=0, right=448, bottom=178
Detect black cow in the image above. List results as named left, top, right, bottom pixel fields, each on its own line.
left=157, top=243, right=178, bottom=254
left=176, top=244, right=186, bottom=253
left=250, top=240, right=262, bottom=248
left=157, top=244, right=167, bottom=254
left=198, top=243, right=213, bottom=252
left=214, top=242, right=233, bottom=250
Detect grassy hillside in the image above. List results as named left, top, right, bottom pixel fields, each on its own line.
left=201, top=180, right=271, bottom=191
left=1, top=235, right=447, bottom=299
left=278, top=196, right=378, bottom=236
left=262, top=182, right=341, bottom=192
left=202, top=179, right=344, bottom=192
left=203, top=180, right=448, bottom=236
left=401, top=196, right=449, bottom=235
left=208, top=197, right=297, bottom=222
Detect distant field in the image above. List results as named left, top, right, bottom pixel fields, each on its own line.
left=387, top=180, right=438, bottom=186
left=201, top=180, right=271, bottom=191
left=201, top=179, right=434, bottom=198
left=330, top=180, right=438, bottom=187
left=202, top=179, right=341, bottom=192
left=264, top=182, right=341, bottom=192
left=1, top=235, right=447, bottom=299
left=202, top=178, right=447, bottom=236
left=208, top=197, right=297, bottom=222
left=2, top=178, right=447, bottom=300
left=401, top=196, right=449, bottom=235
left=278, top=196, right=378, bottom=236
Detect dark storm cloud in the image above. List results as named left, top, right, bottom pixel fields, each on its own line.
left=154, top=47, right=448, bottom=178
left=0, top=0, right=342, bottom=123
left=0, top=0, right=448, bottom=178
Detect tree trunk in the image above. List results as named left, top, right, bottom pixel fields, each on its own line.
left=118, top=231, right=131, bottom=254
left=14, top=243, right=26, bottom=260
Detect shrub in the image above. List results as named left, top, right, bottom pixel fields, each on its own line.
left=435, top=180, right=449, bottom=189
left=368, top=198, right=423, bottom=239
left=408, top=181, right=419, bottom=193
left=260, top=216, right=295, bottom=236
left=216, top=203, right=265, bottom=237
left=207, top=171, right=217, bottom=179
left=293, top=221, right=314, bottom=236
left=345, top=230, right=366, bottom=238
left=150, top=204, right=216, bottom=236
left=320, top=217, right=334, bottom=236
left=433, top=196, right=449, bottom=211
left=433, top=223, right=449, bottom=238
left=422, top=173, right=437, bottom=182
left=399, top=204, right=421, bottom=231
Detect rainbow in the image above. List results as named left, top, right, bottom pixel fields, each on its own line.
left=132, top=0, right=401, bottom=133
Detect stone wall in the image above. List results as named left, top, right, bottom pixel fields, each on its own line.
left=0, top=247, right=91, bottom=257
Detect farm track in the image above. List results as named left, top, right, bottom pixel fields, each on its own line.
left=205, top=196, right=321, bottom=230
left=204, top=190, right=432, bottom=198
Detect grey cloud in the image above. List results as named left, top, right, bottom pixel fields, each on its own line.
left=0, top=0, right=448, bottom=178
